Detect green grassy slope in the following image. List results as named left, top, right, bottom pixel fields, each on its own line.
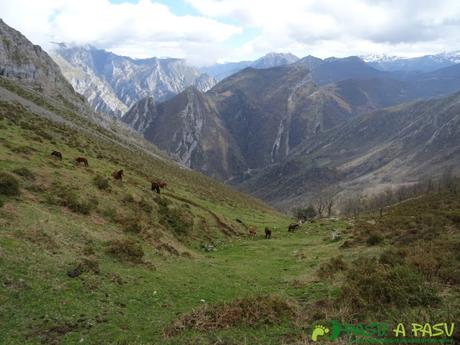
left=0, top=88, right=459, bottom=344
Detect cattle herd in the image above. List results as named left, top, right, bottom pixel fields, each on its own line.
left=50, top=150, right=167, bottom=193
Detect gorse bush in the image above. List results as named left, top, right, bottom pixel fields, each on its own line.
left=49, top=188, right=97, bottom=215
left=317, top=255, right=348, bottom=279
left=366, top=233, right=383, bottom=246
left=158, top=199, right=194, bottom=236
left=13, top=167, right=35, bottom=181
left=340, top=258, right=439, bottom=313
left=93, top=175, right=110, bottom=190
left=105, top=238, right=144, bottom=263
left=0, top=172, right=20, bottom=196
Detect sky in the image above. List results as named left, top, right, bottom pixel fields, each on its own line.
left=2, top=0, right=460, bottom=66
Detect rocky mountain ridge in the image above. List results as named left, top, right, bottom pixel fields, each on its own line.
left=51, top=44, right=216, bottom=117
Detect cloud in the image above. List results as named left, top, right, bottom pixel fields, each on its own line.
left=186, top=0, right=460, bottom=60
left=0, top=0, right=241, bottom=64
left=2, top=0, right=460, bottom=64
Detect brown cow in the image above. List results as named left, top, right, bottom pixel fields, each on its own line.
left=112, top=169, right=124, bottom=181
left=75, top=157, right=88, bottom=166
left=264, top=227, right=272, bottom=239
left=51, top=151, right=62, bottom=160
left=249, top=226, right=257, bottom=238
left=288, top=223, right=299, bottom=232
left=151, top=181, right=167, bottom=194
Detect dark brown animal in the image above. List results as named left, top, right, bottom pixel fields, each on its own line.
left=51, top=150, right=62, bottom=160
left=151, top=181, right=166, bottom=194
left=288, top=223, right=299, bottom=232
left=249, top=226, right=257, bottom=237
left=75, top=157, right=88, bottom=167
left=264, top=227, right=272, bottom=239
left=112, top=169, right=124, bottom=181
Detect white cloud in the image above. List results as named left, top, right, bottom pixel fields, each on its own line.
left=186, top=0, right=460, bottom=61
left=2, top=0, right=460, bottom=64
left=0, top=0, right=241, bottom=64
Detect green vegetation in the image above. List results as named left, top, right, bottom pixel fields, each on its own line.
left=93, top=174, right=110, bottom=190
left=0, top=171, right=20, bottom=196
left=0, top=94, right=458, bottom=344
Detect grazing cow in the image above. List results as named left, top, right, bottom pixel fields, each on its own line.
left=51, top=150, right=62, bottom=160
left=112, top=169, right=124, bottom=181
left=249, top=226, right=257, bottom=237
left=264, top=227, right=272, bottom=239
left=151, top=181, right=166, bottom=194
left=288, top=223, right=300, bottom=232
left=75, top=157, right=88, bottom=166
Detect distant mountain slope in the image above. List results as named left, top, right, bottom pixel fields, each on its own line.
left=124, top=87, right=246, bottom=179
left=124, top=64, right=355, bottom=179
left=363, top=51, right=460, bottom=72
left=51, top=44, right=216, bottom=117
left=240, top=92, right=460, bottom=209
left=201, top=52, right=299, bottom=81
left=296, top=56, right=386, bottom=85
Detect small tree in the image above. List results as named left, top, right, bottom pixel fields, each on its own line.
left=293, top=206, right=317, bottom=221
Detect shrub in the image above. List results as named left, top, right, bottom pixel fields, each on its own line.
left=67, top=256, right=100, bottom=278
left=59, top=190, right=96, bottom=215
left=123, top=218, right=143, bottom=234
left=340, top=258, right=439, bottom=313
left=93, top=175, right=110, bottom=190
left=0, top=172, right=20, bottom=196
left=165, top=295, right=298, bottom=336
left=159, top=202, right=194, bottom=236
left=11, top=145, right=35, bottom=155
left=138, top=198, right=153, bottom=213
left=13, top=167, right=35, bottom=181
left=105, top=238, right=144, bottom=263
left=122, top=194, right=135, bottom=204
left=317, top=255, right=348, bottom=279
left=293, top=205, right=317, bottom=221
left=379, top=248, right=406, bottom=266
left=366, top=233, right=383, bottom=246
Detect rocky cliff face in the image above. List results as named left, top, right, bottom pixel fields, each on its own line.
left=0, top=19, right=83, bottom=108
left=124, top=87, right=246, bottom=179
left=51, top=44, right=216, bottom=117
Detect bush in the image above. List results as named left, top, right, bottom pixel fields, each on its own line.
left=158, top=201, right=194, bottom=236
left=379, top=248, right=406, bottom=266
left=11, top=145, right=35, bottom=155
left=317, top=255, right=348, bottom=279
left=13, top=167, right=35, bottom=181
left=293, top=205, right=317, bottom=221
left=59, top=190, right=96, bottom=215
left=165, top=295, right=298, bottom=336
left=340, top=258, right=439, bottom=313
left=67, top=256, right=100, bottom=278
left=0, top=172, right=20, bottom=196
left=123, top=218, right=143, bottom=234
left=366, top=233, right=383, bottom=246
left=105, top=238, right=144, bottom=263
left=93, top=175, right=110, bottom=190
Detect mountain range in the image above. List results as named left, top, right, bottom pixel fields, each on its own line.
left=51, top=44, right=216, bottom=117
left=362, top=51, right=460, bottom=72
left=7, top=17, right=460, bottom=210
left=122, top=52, right=460, bottom=209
